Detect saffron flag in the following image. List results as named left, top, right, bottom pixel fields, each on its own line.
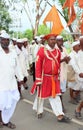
left=62, top=0, right=75, bottom=9
left=43, top=6, right=64, bottom=35
left=67, top=6, right=76, bottom=26
left=78, top=0, right=83, bottom=8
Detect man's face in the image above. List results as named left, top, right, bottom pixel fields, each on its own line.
left=23, top=41, right=28, bottom=48
left=56, top=38, right=63, bottom=47
left=73, top=44, right=80, bottom=52
left=48, top=36, right=56, bottom=49
left=12, top=40, right=16, bottom=46
left=0, top=38, right=10, bottom=49
left=17, top=42, right=23, bottom=49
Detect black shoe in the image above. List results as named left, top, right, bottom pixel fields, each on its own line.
left=75, top=110, right=82, bottom=119
left=58, top=116, right=71, bottom=123
left=38, top=113, right=43, bottom=119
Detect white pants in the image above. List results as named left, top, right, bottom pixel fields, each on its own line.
left=0, top=89, right=20, bottom=124
left=2, top=99, right=17, bottom=124
left=33, top=95, right=64, bottom=116
left=60, top=80, right=67, bottom=93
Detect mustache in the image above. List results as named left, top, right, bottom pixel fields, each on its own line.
left=1, top=43, right=9, bottom=48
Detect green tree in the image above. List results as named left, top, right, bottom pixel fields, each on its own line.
left=23, top=29, right=33, bottom=41
left=5, top=0, right=49, bottom=37
left=38, top=24, right=50, bottom=35
left=0, top=0, right=12, bottom=32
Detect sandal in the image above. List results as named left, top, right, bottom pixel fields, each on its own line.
left=4, top=122, right=16, bottom=129
left=0, top=122, right=3, bottom=128
left=75, top=110, right=82, bottom=119
left=58, top=116, right=71, bottom=123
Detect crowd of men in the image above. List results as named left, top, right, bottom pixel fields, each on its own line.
left=0, top=29, right=83, bottom=129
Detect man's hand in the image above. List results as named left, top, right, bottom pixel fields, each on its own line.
left=61, top=56, right=71, bottom=64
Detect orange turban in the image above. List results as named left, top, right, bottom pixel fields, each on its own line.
left=43, top=34, right=58, bottom=41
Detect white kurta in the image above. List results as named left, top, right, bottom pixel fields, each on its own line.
left=0, top=46, right=23, bottom=90
left=70, top=50, right=83, bottom=90
left=31, top=43, right=39, bottom=63
left=68, top=50, right=78, bottom=89
left=0, top=46, right=24, bottom=123
left=60, top=47, right=68, bottom=92
left=15, top=46, right=29, bottom=78
left=22, top=46, right=30, bottom=70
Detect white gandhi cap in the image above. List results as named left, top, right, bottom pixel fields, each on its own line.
left=72, top=41, right=80, bottom=47
left=56, top=35, right=63, bottom=40
left=0, top=32, right=10, bottom=39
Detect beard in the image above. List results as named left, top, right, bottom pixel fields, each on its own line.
left=1, top=43, right=9, bottom=49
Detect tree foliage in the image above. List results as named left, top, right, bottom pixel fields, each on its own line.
left=6, top=0, right=49, bottom=37
left=38, top=24, right=50, bottom=35
left=12, top=24, right=50, bottom=41
left=0, top=0, right=12, bottom=32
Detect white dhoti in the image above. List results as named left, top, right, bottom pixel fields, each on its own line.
left=60, top=80, right=67, bottom=93
left=68, top=81, right=77, bottom=89
left=33, top=95, right=64, bottom=116
left=0, top=89, right=20, bottom=124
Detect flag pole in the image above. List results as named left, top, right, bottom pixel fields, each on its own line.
left=44, top=0, right=65, bottom=19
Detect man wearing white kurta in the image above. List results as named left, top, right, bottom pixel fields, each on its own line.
left=15, top=39, right=29, bottom=96
left=71, top=36, right=83, bottom=90
left=31, top=40, right=39, bottom=81
left=16, top=39, right=29, bottom=78
left=56, top=35, right=68, bottom=93
left=22, top=38, right=30, bottom=71
left=68, top=41, right=80, bottom=104
left=68, top=41, right=80, bottom=90
left=0, top=33, right=24, bottom=128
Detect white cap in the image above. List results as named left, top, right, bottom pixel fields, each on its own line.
left=0, top=32, right=10, bottom=39
left=16, top=39, right=23, bottom=43
left=22, top=38, right=28, bottom=42
left=34, top=36, right=39, bottom=39
left=56, top=35, right=63, bottom=40
left=34, top=36, right=41, bottom=41
left=12, top=38, right=17, bottom=41
left=40, top=35, right=44, bottom=39
left=0, top=30, right=6, bottom=34
left=72, top=41, right=80, bottom=47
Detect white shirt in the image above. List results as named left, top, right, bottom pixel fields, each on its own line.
left=31, top=43, right=39, bottom=63
left=15, top=46, right=28, bottom=77
left=0, top=46, right=23, bottom=91
left=22, top=46, right=30, bottom=70
left=70, top=50, right=83, bottom=81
